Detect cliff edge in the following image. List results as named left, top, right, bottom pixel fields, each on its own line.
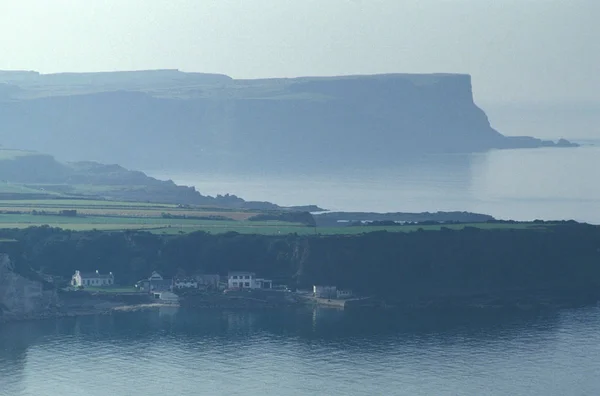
left=0, top=71, right=575, bottom=172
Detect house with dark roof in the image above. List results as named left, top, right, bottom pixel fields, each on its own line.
left=72, top=270, right=114, bottom=287
left=136, top=271, right=172, bottom=292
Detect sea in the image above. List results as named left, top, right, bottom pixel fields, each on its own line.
left=3, top=140, right=600, bottom=395
left=2, top=306, right=600, bottom=396
left=149, top=141, right=600, bottom=224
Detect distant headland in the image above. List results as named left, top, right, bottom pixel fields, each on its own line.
left=0, top=70, right=576, bottom=173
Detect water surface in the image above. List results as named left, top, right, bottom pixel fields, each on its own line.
left=149, top=145, right=600, bottom=223
left=1, top=307, right=600, bottom=396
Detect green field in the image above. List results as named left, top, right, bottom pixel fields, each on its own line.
left=77, top=286, right=140, bottom=293
left=0, top=196, right=557, bottom=235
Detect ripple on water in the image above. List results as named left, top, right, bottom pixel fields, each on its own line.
left=1, top=307, right=600, bottom=396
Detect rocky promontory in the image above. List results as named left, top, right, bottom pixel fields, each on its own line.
left=0, top=70, right=576, bottom=173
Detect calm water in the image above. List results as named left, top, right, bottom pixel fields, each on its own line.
left=149, top=143, right=600, bottom=224
left=1, top=307, right=600, bottom=396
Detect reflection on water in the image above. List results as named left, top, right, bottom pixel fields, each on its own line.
left=149, top=145, right=600, bottom=223
left=1, top=307, right=600, bottom=396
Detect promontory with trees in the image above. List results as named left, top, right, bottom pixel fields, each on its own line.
left=2, top=220, right=600, bottom=314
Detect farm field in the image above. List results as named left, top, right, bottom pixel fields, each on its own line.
left=0, top=197, right=559, bottom=235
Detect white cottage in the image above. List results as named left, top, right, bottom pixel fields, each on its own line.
left=173, top=278, right=198, bottom=289
left=72, top=270, right=114, bottom=287
left=228, top=271, right=272, bottom=289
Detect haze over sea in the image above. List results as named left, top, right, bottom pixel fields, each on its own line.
left=2, top=307, right=600, bottom=396
left=151, top=141, right=600, bottom=224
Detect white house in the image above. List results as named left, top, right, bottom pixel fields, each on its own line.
left=173, top=278, right=198, bottom=289
left=72, top=270, right=114, bottom=287
left=228, top=271, right=273, bottom=289
left=313, top=285, right=337, bottom=299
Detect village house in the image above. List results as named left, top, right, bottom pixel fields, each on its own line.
left=227, top=271, right=273, bottom=290
left=173, top=278, right=198, bottom=289
left=72, top=270, right=114, bottom=287
left=137, top=271, right=172, bottom=293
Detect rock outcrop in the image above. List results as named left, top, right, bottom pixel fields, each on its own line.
left=0, top=254, right=57, bottom=320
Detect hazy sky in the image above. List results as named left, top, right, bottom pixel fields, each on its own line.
left=0, top=0, right=598, bottom=104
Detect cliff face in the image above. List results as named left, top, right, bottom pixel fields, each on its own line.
left=0, top=254, right=57, bottom=319
left=0, top=71, right=573, bottom=172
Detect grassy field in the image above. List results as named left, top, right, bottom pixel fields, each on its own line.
left=0, top=198, right=255, bottom=220
left=0, top=196, right=557, bottom=235
left=145, top=221, right=551, bottom=236
left=77, top=286, right=140, bottom=293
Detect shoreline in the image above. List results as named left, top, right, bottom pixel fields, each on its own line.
left=0, top=302, right=177, bottom=325
left=3, top=295, right=600, bottom=325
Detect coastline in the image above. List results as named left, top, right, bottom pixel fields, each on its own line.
left=0, top=302, right=176, bottom=325
left=3, top=289, right=600, bottom=325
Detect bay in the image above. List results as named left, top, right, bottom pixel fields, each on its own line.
left=149, top=143, right=600, bottom=224
left=2, top=307, right=600, bottom=396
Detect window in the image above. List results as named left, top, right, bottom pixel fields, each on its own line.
left=233, top=276, right=238, bottom=279
left=244, top=275, right=250, bottom=279
left=245, top=282, right=250, bottom=287
left=233, top=282, right=238, bottom=287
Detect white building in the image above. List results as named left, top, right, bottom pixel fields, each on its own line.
left=313, top=285, right=337, bottom=298
left=228, top=271, right=272, bottom=289
left=173, top=278, right=198, bottom=289
left=72, top=270, right=114, bottom=287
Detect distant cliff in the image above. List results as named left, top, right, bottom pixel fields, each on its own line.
left=0, top=70, right=575, bottom=173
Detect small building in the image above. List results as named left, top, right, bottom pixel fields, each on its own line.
left=228, top=271, right=254, bottom=289
left=228, top=271, right=273, bottom=289
left=313, top=285, right=337, bottom=299
left=152, top=291, right=179, bottom=304
left=137, top=271, right=172, bottom=293
left=255, top=278, right=273, bottom=289
left=149, top=271, right=163, bottom=281
left=72, top=270, right=114, bottom=287
left=195, top=274, right=220, bottom=288
left=173, top=278, right=198, bottom=289
left=336, top=289, right=353, bottom=299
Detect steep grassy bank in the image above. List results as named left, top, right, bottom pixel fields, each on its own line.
left=1, top=222, right=599, bottom=306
